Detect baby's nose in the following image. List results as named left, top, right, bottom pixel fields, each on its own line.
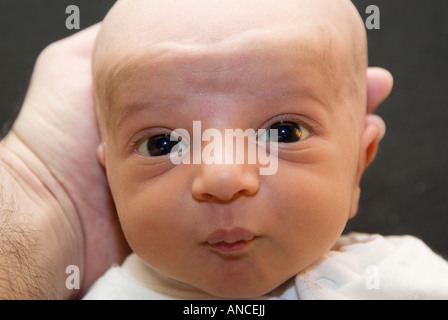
left=191, top=163, right=259, bottom=202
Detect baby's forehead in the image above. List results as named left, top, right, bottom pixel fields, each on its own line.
left=93, top=0, right=367, bottom=128
left=99, top=27, right=357, bottom=122
left=98, top=23, right=358, bottom=97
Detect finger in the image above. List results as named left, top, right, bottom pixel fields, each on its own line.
left=367, top=67, right=394, bottom=113
left=50, top=23, right=102, bottom=58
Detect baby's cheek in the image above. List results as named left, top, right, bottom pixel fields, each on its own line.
left=271, top=165, right=351, bottom=241
left=120, top=209, right=165, bottom=261
left=118, top=189, right=184, bottom=252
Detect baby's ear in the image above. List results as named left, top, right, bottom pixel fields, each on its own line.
left=360, top=114, right=386, bottom=168
left=349, top=114, right=386, bottom=218
left=97, top=143, right=106, bottom=168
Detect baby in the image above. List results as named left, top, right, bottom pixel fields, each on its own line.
left=84, top=0, right=448, bottom=299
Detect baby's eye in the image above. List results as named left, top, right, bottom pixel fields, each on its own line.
left=258, top=121, right=310, bottom=143
left=137, top=134, right=186, bottom=157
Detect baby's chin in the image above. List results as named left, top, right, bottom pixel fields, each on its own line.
left=187, top=276, right=289, bottom=299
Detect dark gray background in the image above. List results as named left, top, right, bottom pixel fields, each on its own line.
left=0, top=1, right=447, bottom=258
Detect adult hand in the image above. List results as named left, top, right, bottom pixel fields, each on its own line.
left=0, top=24, right=129, bottom=299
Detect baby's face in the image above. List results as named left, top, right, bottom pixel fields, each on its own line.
left=94, top=0, right=374, bottom=298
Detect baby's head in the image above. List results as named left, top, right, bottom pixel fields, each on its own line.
left=93, top=0, right=385, bottom=298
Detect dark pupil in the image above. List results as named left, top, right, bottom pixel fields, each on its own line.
left=271, top=122, right=302, bottom=143
left=147, top=134, right=179, bottom=156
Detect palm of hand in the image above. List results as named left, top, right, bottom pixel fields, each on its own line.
left=11, top=25, right=129, bottom=297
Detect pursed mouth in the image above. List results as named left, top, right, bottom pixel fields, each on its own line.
left=207, top=239, right=256, bottom=253
left=205, top=228, right=257, bottom=254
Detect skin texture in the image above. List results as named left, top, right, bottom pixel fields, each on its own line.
left=94, top=0, right=387, bottom=298
left=0, top=1, right=392, bottom=299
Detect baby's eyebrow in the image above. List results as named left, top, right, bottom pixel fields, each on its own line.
left=114, top=97, right=183, bottom=129
left=116, top=103, right=150, bottom=127
left=102, top=54, right=151, bottom=110
left=101, top=48, right=187, bottom=127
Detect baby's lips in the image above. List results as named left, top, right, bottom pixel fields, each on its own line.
left=206, top=227, right=255, bottom=245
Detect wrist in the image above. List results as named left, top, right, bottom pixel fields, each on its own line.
left=0, top=133, right=83, bottom=299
